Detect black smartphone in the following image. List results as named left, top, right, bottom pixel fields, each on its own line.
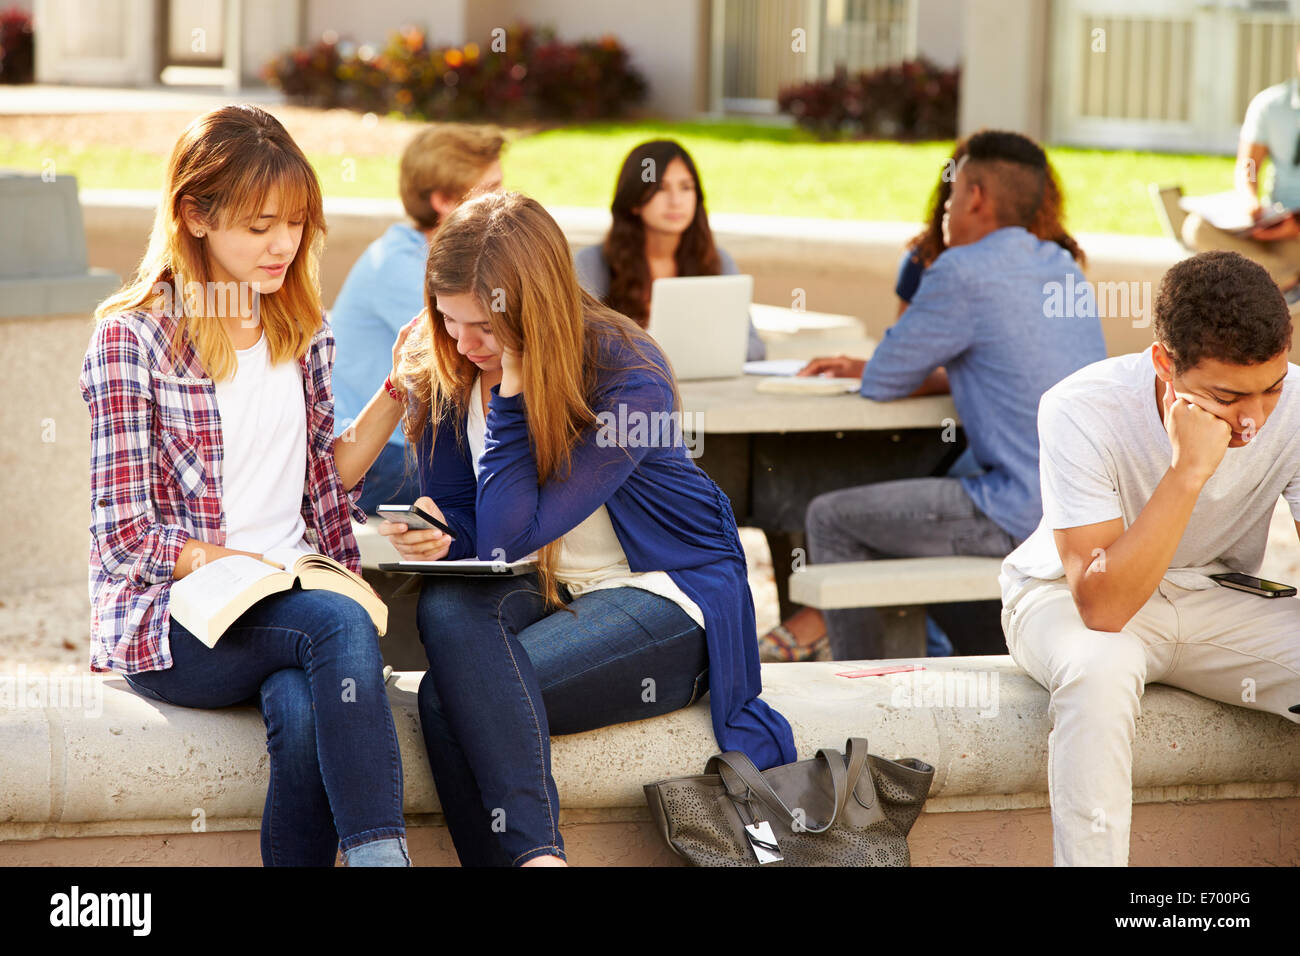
left=1209, top=572, right=1297, bottom=598
left=376, top=503, right=455, bottom=537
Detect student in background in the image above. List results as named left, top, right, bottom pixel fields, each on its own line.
left=808, top=137, right=1087, bottom=662
left=895, top=137, right=1085, bottom=317
left=574, top=139, right=765, bottom=361
left=332, top=123, right=505, bottom=512
left=1002, top=251, right=1300, bottom=865
left=380, top=191, right=795, bottom=866
left=81, top=106, right=413, bottom=866
left=762, top=130, right=1107, bottom=663
left=1181, top=41, right=1300, bottom=304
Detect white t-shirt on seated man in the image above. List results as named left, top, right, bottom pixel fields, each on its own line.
left=1000, top=250, right=1300, bottom=867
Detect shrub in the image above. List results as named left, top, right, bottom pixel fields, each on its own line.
left=778, top=58, right=960, bottom=140
left=0, top=6, right=34, bottom=84
left=264, top=23, right=647, bottom=122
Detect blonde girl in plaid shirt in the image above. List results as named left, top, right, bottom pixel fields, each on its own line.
left=81, top=105, right=416, bottom=866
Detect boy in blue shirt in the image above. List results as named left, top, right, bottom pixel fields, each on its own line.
left=331, top=123, right=505, bottom=512
left=767, top=130, right=1108, bottom=661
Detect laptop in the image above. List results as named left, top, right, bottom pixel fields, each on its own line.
left=647, top=274, right=753, bottom=381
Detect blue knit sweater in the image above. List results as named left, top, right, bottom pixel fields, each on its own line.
left=415, top=334, right=797, bottom=769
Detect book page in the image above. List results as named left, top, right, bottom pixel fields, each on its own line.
left=169, top=556, right=287, bottom=645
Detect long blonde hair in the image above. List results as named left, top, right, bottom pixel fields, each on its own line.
left=401, top=191, right=677, bottom=608
left=94, top=104, right=327, bottom=380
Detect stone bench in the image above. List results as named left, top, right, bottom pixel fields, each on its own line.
left=789, top=556, right=1005, bottom=658
left=1, top=657, right=1295, bottom=866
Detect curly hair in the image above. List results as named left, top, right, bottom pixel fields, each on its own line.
left=908, top=134, right=1084, bottom=270
left=1154, top=251, right=1291, bottom=374
left=601, top=140, right=721, bottom=326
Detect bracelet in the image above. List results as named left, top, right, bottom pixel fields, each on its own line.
left=383, top=375, right=403, bottom=403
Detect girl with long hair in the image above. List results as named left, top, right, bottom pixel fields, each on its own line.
left=381, top=191, right=795, bottom=866
left=574, top=139, right=766, bottom=361
left=81, top=105, right=413, bottom=866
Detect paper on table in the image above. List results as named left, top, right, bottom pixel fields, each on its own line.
left=755, top=376, right=860, bottom=395
left=743, top=359, right=808, bottom=376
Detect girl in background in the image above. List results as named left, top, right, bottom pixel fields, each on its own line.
left=574, top=139, right=766, bottom=361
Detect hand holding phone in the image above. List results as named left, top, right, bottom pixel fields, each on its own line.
left=376, top=498, right=454, bottom=562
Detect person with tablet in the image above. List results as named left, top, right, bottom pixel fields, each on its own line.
left=379, top=190, right=796, bottom=866
left=80, top=105, right=414, bottom=866
left=1002, top=250, right=1300, bottom=865
left=574, top=139, right=766, bottom=361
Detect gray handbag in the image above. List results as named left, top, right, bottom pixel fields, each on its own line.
left=643, top=737, right=934, bottom=866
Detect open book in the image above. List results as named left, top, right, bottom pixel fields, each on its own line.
left=169, top=550, right=388, bottom=648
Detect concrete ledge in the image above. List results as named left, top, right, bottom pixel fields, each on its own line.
left=1, top=657, right=1296, bottom=865
left=789, top=556, right=1005, bottom=609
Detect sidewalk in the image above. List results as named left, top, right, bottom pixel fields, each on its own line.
left=0, top=83, right=285, bottom=115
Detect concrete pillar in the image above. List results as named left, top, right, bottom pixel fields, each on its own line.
left=0, top=173, right=120, bottom=594
left=958, top=0, right=1050, bottom=139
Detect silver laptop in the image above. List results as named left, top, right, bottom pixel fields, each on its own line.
left=647, top=274, right=753, bottom=381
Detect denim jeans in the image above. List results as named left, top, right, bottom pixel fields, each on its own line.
left=416, top=573, right=709, bottom=866
left=355, top=441, right=423, bottom=514
left=124, top=587, right=407, bottom=866
left=805, top=477, right=1019, bottom=660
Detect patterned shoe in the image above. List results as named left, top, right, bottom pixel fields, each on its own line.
left=758, top=624, right=829, bottom=663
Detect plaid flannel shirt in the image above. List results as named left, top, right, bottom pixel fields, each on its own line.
left=79, top=308, right=367, bottom=674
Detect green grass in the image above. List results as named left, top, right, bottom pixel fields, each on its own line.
left=0, top=118, right=1240, bottom=235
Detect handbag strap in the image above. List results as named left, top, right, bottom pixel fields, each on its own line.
left=707, top=738, right=869, bottom=834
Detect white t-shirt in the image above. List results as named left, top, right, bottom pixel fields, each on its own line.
left=1001, top=351, right=1300, bottom=607
left=214, top=330, right=313, bottom=557
left=467, top=376, right=705, bottom=628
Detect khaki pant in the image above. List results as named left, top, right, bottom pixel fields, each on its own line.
left=1182, top=213, right=1300, bottom=287
left=1002, top=578, right=1300, bottom=866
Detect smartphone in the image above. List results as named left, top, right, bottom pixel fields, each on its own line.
left=376, top=503, right=455, bottom=537
left=1209, top=572, right=1297, bottom=598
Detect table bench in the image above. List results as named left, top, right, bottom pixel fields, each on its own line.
left=789, top=556, right=1006, bottom=658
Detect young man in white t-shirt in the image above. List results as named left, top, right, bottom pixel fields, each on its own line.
left=1002, top=250, right=1300, bottom=866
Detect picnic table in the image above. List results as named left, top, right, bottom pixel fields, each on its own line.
left=680, top=373, right=963, bottom=621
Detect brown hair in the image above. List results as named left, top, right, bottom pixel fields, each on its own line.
left=1154, top=251, right=1290, bottom=374
left=399, top=191, right=675, bottom=608
left=601, top=140, right=722, bottom=325
left=399, top=123, right=506, bottom=231
left=94, top=104, right=326, bottom=381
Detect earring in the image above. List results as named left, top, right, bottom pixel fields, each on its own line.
left=195, top=230, right=205, bottom=238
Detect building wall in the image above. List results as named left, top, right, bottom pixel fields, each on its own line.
left=958, top=0, right=1049, bottom=139
left=304, top=0, right=468, bottom=48
left=915, top=0, right=963, bottom=68
left=466, top=0, right=711, bottom=116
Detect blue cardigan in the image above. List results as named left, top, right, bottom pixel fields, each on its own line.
left=416, top=336, right=797, bottom=770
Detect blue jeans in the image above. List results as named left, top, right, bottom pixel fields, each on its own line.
left=416, top=573, right=709, bottom=866
left=806, top=477, right=1019, bottom=660
left=355, top=441, right=423, bottom=514
left=123, top=587, right=407, bottom=866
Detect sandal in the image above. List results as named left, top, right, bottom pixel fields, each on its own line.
left=758, top=623, right=830, bottom=663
